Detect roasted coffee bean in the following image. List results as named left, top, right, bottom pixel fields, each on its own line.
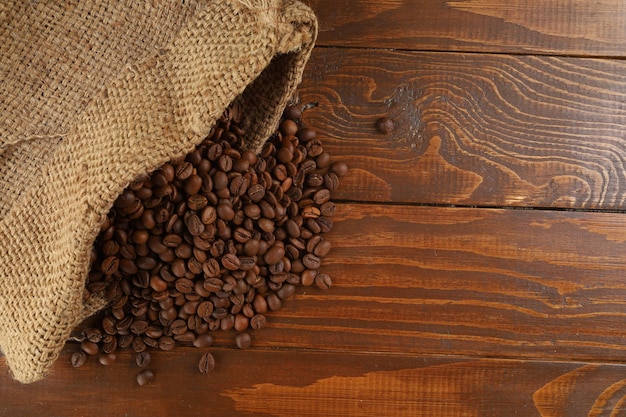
left=330, top=161, right=348, bottom=177
left=266, top=293, right=282, bottom=311
left=250, top=314, right=267, bottom=330
left=84, top=327, right=103, bottom=344
left=247, top=184, right=266, bottom=203
left=277, top=283, right=295, bottom=300
left=162, top=233, right=183, bottom=248
left=193, top=333, right=214, bottom=348
left=185, top=213, right=205, bottom=236
left=135, top=351, right=151, bottom=368
left=315, top=272, right=332, bottom=290
left=320, top=201, right=336, bottom=217
left=118, top=334, right=135, bottom=349
left=81, top=340, right=99, bottom=356
left=158, top=336, right=175, bottom=351
left=71, top=351, right=87, bottom=368
left=235, top=332, right=252, bottom=349
left=128, top=319, right=148, bottom=335
left=200, top=206, right=217, bottom=224
left=132, top=336, right=147, bottom=353
left=296, top=127, right=316, bottom=142
left=376, top=116, right=395, bottom=133
left=264, top=245, right=285, bottom=265
left=300, top=269, right=318, bottom=287
left=99, top=353, right=117, bottom=366
left=197, top=300, right=214, bottom=319
left=100, top=256, right=119, bottom=275
left=136, top=369, right=155, bottom=386
left=221, top=253, right=240, bottom=270
left=102, top=334, right=118, bottom=354
left=198, top=352, right=216, bottom=374
left=188, top=194, right=208, bottom=211
left=302, top=254, right=321, bottom=270
left=175, top=161, right=194, bottom=180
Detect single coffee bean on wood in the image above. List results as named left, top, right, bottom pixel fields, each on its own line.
left=71, top=351, right=87, bottom=368
left=198, top=352, right=216, bottom=374
left=136, top=369, right=155, bottom=386
left=135, top=352, right=151, bottom=368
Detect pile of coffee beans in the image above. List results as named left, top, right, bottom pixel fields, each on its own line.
left=73, top=103, right=346, bottom=384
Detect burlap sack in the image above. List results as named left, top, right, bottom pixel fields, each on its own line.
left=0, top=0, right=317, bottom=383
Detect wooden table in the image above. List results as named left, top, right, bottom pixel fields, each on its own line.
left=4, top=1, right=626, bottom=415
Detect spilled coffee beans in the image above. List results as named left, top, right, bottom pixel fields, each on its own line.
left=75, top=103, right=345, bottom=384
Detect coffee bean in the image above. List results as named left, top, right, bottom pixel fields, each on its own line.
left=188, top=194, right=208, bottom=211
left=235, top=332, right=252, bottom=349
left=185, top=213, right=205, bottom=236
left=84, top=327, right=103, bottom=344
left=135, top=352, right=151, bottom=368
left=158, top=336, right=175, bottom=351
left=176, top=161, right=194, bottom=180
left=99, top=353, right=117, bottom=366
left=136, top=369, right=155, bottom=386
left=266, top=293, right=282, bottom=311
left=250, top=314, right=267, bottom=330
left=100, top=256, right=119, bottom=275
left=296, top=127, right=316, bottom=142
left=264, top=245, right=285, bottom=265
left=81, top=340, right=99, bottom=356
left=330, top=161, right=348, bottom=177
left=130, top=320, right=149, bottom=335
left=376, top=116, right=395, bottom=133
left=71, top=351, right=87, bottom=368
left=197, top=300, right=214, bottom=320
left=199, top=352, right=216, bottom=374
left=162, top=233, right=183, bottom=248
left=193, top=333, right=214, bottom=348
left=302, top=254, right=321, bottom=270
left=315, top=273, right=332, bottom=290
left=320, top=201, right=336, bottom=217
left=277, top=283, right=296, bottom=300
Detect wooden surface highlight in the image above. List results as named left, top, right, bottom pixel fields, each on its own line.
left=307, top=0, right=626, bottom=57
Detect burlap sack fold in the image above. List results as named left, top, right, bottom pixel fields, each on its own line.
left=0, top=0, right=317, bottom=383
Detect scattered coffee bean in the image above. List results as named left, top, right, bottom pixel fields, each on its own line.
left=315, top=273, right=332, bottom=290
left=376, top=116, right=395, bottom=134
left=198, top=352, right=216, bottom=374
left=136, top=352, right=151, bottom=368
left=71, top=351, right=87, bottom=368
left=235, top=332, right=252, bottom=349
left=99, top=353, right=117, bottom=366
left=136, top=369, right=155, bottom=386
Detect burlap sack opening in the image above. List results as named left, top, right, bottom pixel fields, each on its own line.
left=0, top=0, right=317, bottom=384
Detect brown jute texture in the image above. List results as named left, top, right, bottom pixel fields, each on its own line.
left=0, top=0, right=317, bottom=383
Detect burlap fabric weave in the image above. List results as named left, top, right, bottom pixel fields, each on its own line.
left=0, top=0, right=317, bottom=383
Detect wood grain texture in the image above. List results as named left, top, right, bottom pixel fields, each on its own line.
left=241, top=203, right=626, bottom=363
left=3, top=347, right=626, bottom=417
left=299, top=48, right=626, bottom=209
left=64, top=203, right=626, bottom=364
left=306, top=0, right=626, bottom=57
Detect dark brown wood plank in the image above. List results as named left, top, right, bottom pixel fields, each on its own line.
left=3, top=346, right=626, bottom=417
left=299, top=48, right=626, bottom=209
left=306, top=0, right=626, bottom=57
left=232, top=203, right=626, bottom=363
left=54, top=203, right=626, bottom=365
